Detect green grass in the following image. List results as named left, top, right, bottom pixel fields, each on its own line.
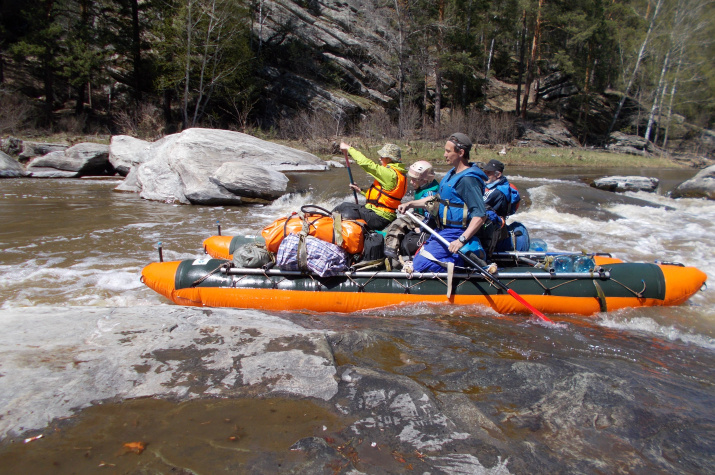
left=303, top=137, right=685, bottom=169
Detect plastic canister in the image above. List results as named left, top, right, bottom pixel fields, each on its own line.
left=529, top=239, right=548, bottom=252
left=552, top=255, right=574, bottom=273
left=573, top=255, right=595, bottom=272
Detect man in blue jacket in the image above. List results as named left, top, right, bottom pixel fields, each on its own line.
left=397, top=133, right=489, bottom=272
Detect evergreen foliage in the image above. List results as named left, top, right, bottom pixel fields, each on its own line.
left=0, top=0, right=712, bottom=143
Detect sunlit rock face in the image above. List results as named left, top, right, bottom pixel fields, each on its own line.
left=117, top=128, right=327, bottom=204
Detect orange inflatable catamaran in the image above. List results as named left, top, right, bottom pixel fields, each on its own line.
left=140, top=234, right=707, bottom=316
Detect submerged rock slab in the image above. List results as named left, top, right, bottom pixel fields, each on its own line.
left=0, top=306, right=336, bottom=439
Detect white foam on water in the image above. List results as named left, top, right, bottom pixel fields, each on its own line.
left=598, top=313, right=715, bottom=350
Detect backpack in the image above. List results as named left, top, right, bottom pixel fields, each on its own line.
left=232, top=243, right=274, bottom=268
left=494, top=221, right=530, bottom=252
left=262, top=205, right=365, bottom=254
left=276, top=233, right=349, bottom=277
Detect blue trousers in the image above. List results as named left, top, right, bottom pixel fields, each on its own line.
left=413, top=228, right=484, bottom=272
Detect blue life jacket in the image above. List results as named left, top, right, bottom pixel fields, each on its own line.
left=437, top=164, right=487, bottom=228
left=486, top=178, right=521, bottom=216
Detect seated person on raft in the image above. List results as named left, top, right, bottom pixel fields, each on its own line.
left=482, top=158, right=521, bottom=253
left=397, top=133, right=497, bottom=273
left=333, top=142, right=407, bottom=231
left=383, top=160, right=439, bottom=268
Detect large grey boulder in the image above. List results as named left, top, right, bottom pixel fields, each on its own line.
left=26, top=142, right=113, bottom=177
left=0, top=151, right=28, bottom=177
left=18, top=141, right=69, bottom=163
left=131, top=128, right=327, bottom=205
left=671, top=164, right=715, bottom=200
left=606, top=132, right=656, bottom=156
left=591, top=176, right=659, bottom=193
left=108, top=135, right=152, bottom=176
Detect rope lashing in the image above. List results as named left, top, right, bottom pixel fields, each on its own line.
left=191, top=262, right=231, bottom=287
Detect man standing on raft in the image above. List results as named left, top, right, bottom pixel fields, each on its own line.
left=333, top=142, right=407, bottom=231
left=397, top=133, right=489, bottom=273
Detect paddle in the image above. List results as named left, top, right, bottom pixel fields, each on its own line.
left=404, top=211, right=553, bottom=323
left=343, top=149, right=359, bottom=204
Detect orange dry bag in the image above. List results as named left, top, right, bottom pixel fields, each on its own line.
left=261, top=205, right=365, bottom=254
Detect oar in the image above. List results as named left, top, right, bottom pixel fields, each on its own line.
left=404, top=211, right=553, bottom=323
left=343, top=149, right=359, bottom=204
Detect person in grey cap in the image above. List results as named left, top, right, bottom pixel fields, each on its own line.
left=333, top=142, right=407, bottom=230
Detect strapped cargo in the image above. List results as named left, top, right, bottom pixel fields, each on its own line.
left=262, top=205, right=366, bottom=255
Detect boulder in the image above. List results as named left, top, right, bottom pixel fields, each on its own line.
left=0, top=151, right=28, bottom=177
left=210, top=162, right=289, bottom=200
left=591, top=176, right=659, bottom=193
left=0, top=136, right=23, bottom=156
left=671, top=164, right=715, bottom=200
left=18, top=141, right=69, bottom=163
left=26, top=142, right=113, bottom=178
left=606, top=132, right=656, bottom=156
left=538, top=72, right=579, bottom=101
left=108, top=135, right=152, bottom=176
left=132, top=128, right=327, bottom=205
left=519, top=118, right=580, bottom=147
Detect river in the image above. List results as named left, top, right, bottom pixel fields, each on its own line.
left=0, top=165, right=713, bottom=473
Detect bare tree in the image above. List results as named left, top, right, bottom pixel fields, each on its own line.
left=608, top=0, right=664, bottom=134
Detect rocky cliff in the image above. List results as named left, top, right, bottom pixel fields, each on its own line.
left=247, top=1, right=713, bottom=159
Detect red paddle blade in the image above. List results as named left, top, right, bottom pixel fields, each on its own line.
left=507, top=289, right=553, bottom=323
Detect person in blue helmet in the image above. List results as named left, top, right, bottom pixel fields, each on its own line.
left=397, top=133, right=490, bottom=273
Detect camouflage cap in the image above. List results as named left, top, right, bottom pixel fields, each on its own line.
left=377, top=143, right=402, bottom=162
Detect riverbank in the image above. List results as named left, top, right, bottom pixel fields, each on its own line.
left=4, top=131, right=707, bottom=172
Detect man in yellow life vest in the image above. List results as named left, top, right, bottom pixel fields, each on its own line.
left=333, top=142, right=407, bottom=231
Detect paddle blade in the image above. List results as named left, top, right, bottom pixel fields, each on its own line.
left=506, top=289, right=553, bottom=323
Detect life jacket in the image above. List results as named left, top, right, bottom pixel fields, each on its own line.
left=414, top=180, right=439, bottom=221
left=485, top=178, right=521, bottom=216
left=364, top=166, right=407, bottom=213
left=437, top=164, right=487, bottom=228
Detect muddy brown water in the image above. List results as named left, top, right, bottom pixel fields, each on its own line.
left=0, top=167, right=713, bottom=473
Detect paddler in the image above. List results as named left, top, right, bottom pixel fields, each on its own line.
left=333, top=142, right=407, bottom=231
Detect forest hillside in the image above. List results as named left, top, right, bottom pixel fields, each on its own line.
left=1, top=0, right=713, bottom=159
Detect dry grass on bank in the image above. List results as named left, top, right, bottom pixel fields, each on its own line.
left=273, top=136, right=686, bottom=169
left=7, top=130, right=686, bottom=170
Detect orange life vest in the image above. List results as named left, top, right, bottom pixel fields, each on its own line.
left=364, top=168, right=407, bottom=213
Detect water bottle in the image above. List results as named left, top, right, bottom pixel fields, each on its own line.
left=529, top=239, right=548, bottom=252
left=573, top=256, right=595, bottom=273
left=552, top=255, right=573, bottom=273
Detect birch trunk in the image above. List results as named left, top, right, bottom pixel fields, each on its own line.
left=645, top=50, right=669, bottom=143
left=521, top=0, right=543, bottom=118
left=607, top=0, right=663, bottom=134
left=182, top=0, right=193, bottom=130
